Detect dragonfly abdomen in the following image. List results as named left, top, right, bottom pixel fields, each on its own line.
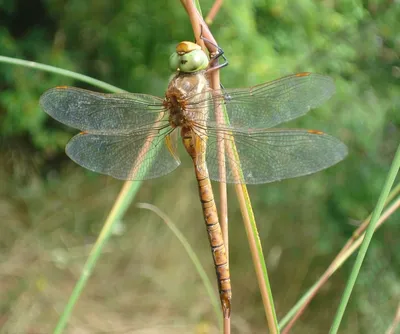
left=195, top=162, right=232, bottom=318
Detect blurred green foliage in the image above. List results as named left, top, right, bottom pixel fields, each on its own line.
left=0, top=0, right=399, bottom=332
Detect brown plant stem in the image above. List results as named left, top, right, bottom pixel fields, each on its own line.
left=385, top=303, right=400, bottom=334
left=234, top=183, right=279, bottom=334
left=205, top=0, right=224, bottom=24
left=281, top=195, right=400, bottom=333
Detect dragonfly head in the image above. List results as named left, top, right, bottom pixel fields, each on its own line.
left=169, top=41, right=208, bottom=73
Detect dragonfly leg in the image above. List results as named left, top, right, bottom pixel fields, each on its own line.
left=206, top=48, right=228, bottom=73
left=198, top=26, right=229, bottom=73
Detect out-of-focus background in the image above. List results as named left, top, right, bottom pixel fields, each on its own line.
left=0, top=1, right=399, bottom=333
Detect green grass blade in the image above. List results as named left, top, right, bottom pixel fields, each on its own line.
left=137, top=203, right=223, bottom=329
left=279, top=184, right=400, bottom=330
left=236, top=183, right=280, bottom=332
left=55, top=181, right=141, bottom=334
left=0, top=55, right=125, bottom=93
left=193, top=0, right=203, bottom=16
left=278, top=281, right=319, bottom=329
left=53, top=152, right=162, bottom=331
left=223, top=113, right=279, bottom=331
left=330, top=143, right=400, bottom=333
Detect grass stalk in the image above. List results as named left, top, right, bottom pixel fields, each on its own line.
left=54, top=181, right=140, bottom=333
left=234, top=182, right=280, bottom=333
left=205, top=0, right=224, bottom=24
left=330, top=144, right=400, bottom=333
left=280, top=192, right=400, bottom=331
left=385, top=303, right=400, bottom=334
left=0, top=56, right=124, bottom=93
left=137, top=203, right=223, bottom=329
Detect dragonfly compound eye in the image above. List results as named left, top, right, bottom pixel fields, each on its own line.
left=169, top=42, right=209, bottom=73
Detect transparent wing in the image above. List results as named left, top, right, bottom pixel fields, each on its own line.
left=66, top=128, right=180, bottom=180
left=186, top=73, right=335, bottom=129
left=205, top=128, right=347, bottom=184
left=40, top=86, right=166, bottom=133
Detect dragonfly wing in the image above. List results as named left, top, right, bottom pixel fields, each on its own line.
left=190, top=73, right=335, bottom=129
left=206, top=129, right=347, bottom=184
left=40, top=87, right=166, bottom=133
left=66, top=129, right=180, bottom=180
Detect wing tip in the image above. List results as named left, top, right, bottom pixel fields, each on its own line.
left=295, top=72, right=312, bottom=77
left=39, top=89, right=53, bottom=114
left=307, top=129, right=325, bottom=135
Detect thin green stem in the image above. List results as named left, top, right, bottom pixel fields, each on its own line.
left=0, top=56, right=125, bottom=93
left=280, top=193, right=400, bottom=331
left=330, top=144, right=400, bottom=333
left=236, top=182, right=280, bottom=333
left=279, top=183, right=400, bottom=331
left=193, top=0, right=203, bottom=16
left=137, top=203, right=223, bottom=329
left=279, top=281, right=318, bottom=329
left=54, top=181, right=141, bottom=334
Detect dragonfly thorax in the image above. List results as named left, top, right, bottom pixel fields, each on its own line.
left=165, top=93, right=188, bottom=128
left=164, top=71, right=210, bottom=129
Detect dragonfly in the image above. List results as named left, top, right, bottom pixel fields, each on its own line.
left=40, top=41, right=348, bottom=318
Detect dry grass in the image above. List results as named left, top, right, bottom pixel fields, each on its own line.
left=1, top=148, right=396, bottom=333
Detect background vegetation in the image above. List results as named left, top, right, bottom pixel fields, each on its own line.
left=0, top=0, right=399, bottom=333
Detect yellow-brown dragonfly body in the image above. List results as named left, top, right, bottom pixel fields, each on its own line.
left=40, top=41, right=347, bottom=318
left=165, top=66, right=231, bottom=315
